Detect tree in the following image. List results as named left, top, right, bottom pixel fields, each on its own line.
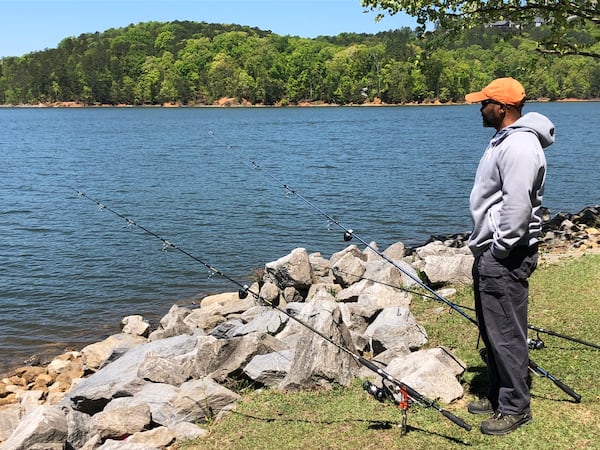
left=1, top=19, right=599, bottom=105
left=361, top=0, right=600, bottom=58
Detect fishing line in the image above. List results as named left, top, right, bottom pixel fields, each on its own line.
left=333, top=268, right=476, bottom=311
left=527, top=325, right=600, bottom=351
left=71, top=187, right=472, bottom=432
left=231, top=133, right=599, bottom=353
left=72, top=189, right=250, bottom=297
left=335, top=269, right=599, bottom=351
left=222, top=143, right=582, bottom=403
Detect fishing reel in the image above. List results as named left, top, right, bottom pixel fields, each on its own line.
left=528, top=337, right=545, bottom=350
left=479, top=337, right=545, bottom=365
left=343, top=229, right=354, bottom=242
left=363, top=380, right=393, bottom=402
left=238, top=285, right=249, bottom=299
left=363, top=379, right=411, bottom=434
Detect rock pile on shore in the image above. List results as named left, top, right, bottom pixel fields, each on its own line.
left=1, top=206, right=598, bottom=449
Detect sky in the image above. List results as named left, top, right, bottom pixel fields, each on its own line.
left=0, top=0, right=416, bottom=58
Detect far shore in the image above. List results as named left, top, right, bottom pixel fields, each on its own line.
left=1, top=97, right=599, bottom=109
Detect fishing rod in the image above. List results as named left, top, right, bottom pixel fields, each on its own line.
left=336, top=269, right=598, bottom=352
left=527, top=325, right=600, bottom=351
left=240, top=158, right=582, bottom=403
left=71, top=188, right=472, bottom=432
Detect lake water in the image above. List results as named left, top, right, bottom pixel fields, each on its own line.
left=1, top=103, right=599, bottom=373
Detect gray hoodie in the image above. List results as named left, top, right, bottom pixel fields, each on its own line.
left=468, top=112, right=555, bottom=258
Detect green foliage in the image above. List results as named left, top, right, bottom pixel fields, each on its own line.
left=361, top=0, right=600, bottom=58
left=1, top=19, right=599, bottom=106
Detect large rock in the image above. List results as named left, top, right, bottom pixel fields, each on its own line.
left=121, top=315, right=151, bottom=337
left=89, top=403, right=151, bottom=441
left=168, top=378, right=241, bottom=424
left=191, top=333, right=288, bottom=382
left=170, top=421, right=209, bottom=441
left=364, top=306, right=428, bottom=353
left=101, top=382, right=178, bottom=427
left=355, top=283, right=412, bottom=308
left=338, top=303, right=381, bottom=335
left=421, top=254, right=474, bottom=285
left=306, top=282, right=342, bottom=302
left=385, top=347, right=466, bottom=403
left=66, top=334, right=199, bottom=414
left=227, top=308, right=289, bottom=337
left=125, top=426, right=175, bottom=448
left=279, top=294, right=359, bottom=390
left=137, top=351, right=191, bottom=385
left=308, top=252, right=334, bottom=283
left=81, top=333, right=147, bottom=371
left=331, top=252, right=366, bottom=287
left=198, top=293, right=256, bottom=317
left=96, top=376, right=240, bottom=428
left=258, top=282, right=282, bottom=307
left=364, top=257, right=420, bottom=288
left=265, top=247, right=313, bottom=290
left=0, top=404, right=20, bottom=442
left=147, top=304, right=193, bottom=341
left=65, top=408, right=92, bottom=449
left=330, top=245, right=365, bottom=266
left=243, top=350, right=295, bottom=387
left=0, top=405, right=67, bottom=450
left=382, top=241, right=406, bottom=260
left=414, top=241, right=473, bottom=285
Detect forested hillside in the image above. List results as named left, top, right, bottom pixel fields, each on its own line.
left=1, top=20, right=599, bottom=106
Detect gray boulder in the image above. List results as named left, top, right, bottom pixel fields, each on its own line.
left=228, top=308, right=289, bottom=337
left=81, top=333, right=147, bottom=371
left=148, top=304, right=193, bottom=341
left=308, top=252, right=334, bottom=283
left=67, top=334, right=199, bottom=414
left=168, top=378, right=241, bottom=424
left=243, top=350, right=295, bottom=387
left=191, top=333, right=288, bottom=382
left=385, top=347, right=466, bottom=403
left=279, top=295, right=359, bottom=390
left=121, top=315, right=151, bottom=338
left=126, top=426, right=175, bottom=448
left=414, top=241, right=474, bottom=285
left=364, top=306, right=428, bottom=353
left=331, top=252, right=366, bottom=287
left=0, top=405, right=67, bottom=450
left=89, top=403, right=151, bottom=441
left=264, top=247, right=313, bottom=290
left=0, top=404, right=20, bottom=442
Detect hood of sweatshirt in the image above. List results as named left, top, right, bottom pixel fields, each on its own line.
left=494, top=111, right=556, bottom=149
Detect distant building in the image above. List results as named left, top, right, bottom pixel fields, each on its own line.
left=487, top=17, right=546, bottom=30
left=490, top=20, right=514, bottom=30
left=486, top=20, right=518, bottom=31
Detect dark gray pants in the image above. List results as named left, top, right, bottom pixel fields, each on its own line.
left=473, top=245, right=538, bottom=415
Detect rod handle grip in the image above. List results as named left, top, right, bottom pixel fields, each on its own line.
left=441, top=410, right=472, bottom=431
left=553, top=378, right=582, bottom=403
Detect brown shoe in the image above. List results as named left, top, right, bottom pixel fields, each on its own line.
left=480, top=410, right=533, bottom=435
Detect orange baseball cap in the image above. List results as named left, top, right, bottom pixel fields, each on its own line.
left=465, top=77, right=526, bottom=105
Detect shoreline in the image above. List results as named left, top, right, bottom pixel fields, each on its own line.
left=1, top=98, right=599, bottom=109
left=2, top=205, right=599, bottom=378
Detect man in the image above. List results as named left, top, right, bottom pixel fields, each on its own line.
left=465, top=78, right=555, bottom=435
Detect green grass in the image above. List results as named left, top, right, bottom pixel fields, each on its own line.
left=177, top=254, right=600, bottom=450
